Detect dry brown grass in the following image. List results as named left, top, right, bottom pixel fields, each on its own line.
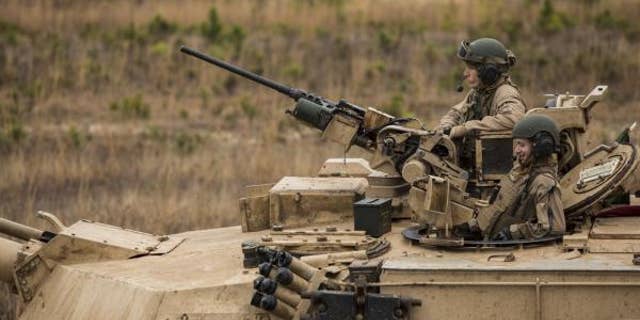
left=1, top=0, right=640, bottom=317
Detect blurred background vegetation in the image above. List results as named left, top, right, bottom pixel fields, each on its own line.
left=1, top=0, right=639, bottom=232
left=1, top=0, right=640, bottom=316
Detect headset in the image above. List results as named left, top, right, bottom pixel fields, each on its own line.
left=477, top=63, right=503, bottom=87
left=532, top=132, right=556, bottom=160
left=457, top=39, right=517, bottom=88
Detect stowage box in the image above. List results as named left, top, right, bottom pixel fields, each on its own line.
left=353, top=198, right=392, bottom=237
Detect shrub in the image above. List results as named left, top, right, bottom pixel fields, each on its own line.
left=7, top=122, right=26, bottom=144
left=147, top=15, right=177, bottom=37
left=67, top=126, right=91, bottom=149
left=109, top=94, right=151, bottom=119
left=0, top=103, right=28, bottom=147
left=117, top=23, right=148, bottom=44
left=365, top=60, right=386, bottom=78
left=240, top=97, right=258, bottom=119
left=225, top=25, right=246, bottom=55
left=0, top=130, right=8, bottom=150
left=377, top=29, right=394, bottom=52
left=383, top=94, right=406, bottom=117
left=174, top=132, right=202, bottom=155
left=144, top=125, right=167, bottom=142
left=0, top=19, right=23, bottom=45
left=150, top=41, right=170, bottom=55
left=593, top=10, right=629, bottom=31
left=282, top=62, right=304, bottom=79
left=537, top=0, right=574, bottom=33
left=199, top=87, right=211, bottom=109
left=202, top=7, right=223, bottom=42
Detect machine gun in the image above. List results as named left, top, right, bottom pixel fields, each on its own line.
left=181, top=46, right=473, bottom=232
left=180, top=46, right=366, bottom=135
left=180, top=46, right=437, bottom=174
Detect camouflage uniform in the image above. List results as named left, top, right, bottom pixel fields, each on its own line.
left=438, top=76, right=527, bottom=138
left=475, top=157, right=565, bottom=240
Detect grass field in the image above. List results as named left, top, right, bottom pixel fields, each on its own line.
left=1, top=0, right=640, bottom=317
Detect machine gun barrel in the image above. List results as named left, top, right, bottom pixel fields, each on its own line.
left=180, top=46, right=306, bottom=101
left=180, top=45, right=370, bottom=133
left=0, top=217, right=44, bottom=242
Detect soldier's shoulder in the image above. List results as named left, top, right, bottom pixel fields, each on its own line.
left=533, top=172, right=557, bottom=184
left=530, top=172, right=558, bottom=193
left=494, top=82, right=521, bottom=99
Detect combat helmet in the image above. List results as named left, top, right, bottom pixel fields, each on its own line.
left=512, top=114, right=560, bottom=159
left=457, top=38, right=517, bottom=86
left=457, top=38, right=516, bottom=66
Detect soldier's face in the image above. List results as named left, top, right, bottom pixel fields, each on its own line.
left=463, top=63, right=480, bottom=88
left=514, top=138, right=533, bottom=164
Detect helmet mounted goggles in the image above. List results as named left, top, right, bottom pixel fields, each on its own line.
left=456, top=38, right=515, bottom=67
left=457, top=40, right=483, bottom=64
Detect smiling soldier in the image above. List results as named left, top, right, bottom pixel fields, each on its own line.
left=465, top=114, right=566, bottom=241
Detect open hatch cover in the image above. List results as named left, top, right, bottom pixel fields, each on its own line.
left=560, top=143, right=638, bottom=218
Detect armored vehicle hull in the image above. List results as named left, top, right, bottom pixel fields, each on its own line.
left=3, top=213, right=639, bottom=320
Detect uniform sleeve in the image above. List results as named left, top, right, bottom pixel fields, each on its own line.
left=437, top=91, right=473, bottom=130
left=461, top=85, right=526, bottom=133
left=510, top=174, right=565, bottom=239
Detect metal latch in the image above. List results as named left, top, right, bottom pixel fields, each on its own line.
left=487, top=252, right=516, bottom=262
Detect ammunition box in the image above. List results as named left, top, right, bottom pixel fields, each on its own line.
left=353, top=198, right=391, bottom=237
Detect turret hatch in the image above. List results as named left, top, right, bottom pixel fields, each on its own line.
left=560, top=142, right=638, bottom=217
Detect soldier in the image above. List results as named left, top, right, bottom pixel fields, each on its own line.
left=436, top=38, right=526, bottom=182
left=437, top=38, right=526, bottom=139
left=466, top=114, right=566, bottom=240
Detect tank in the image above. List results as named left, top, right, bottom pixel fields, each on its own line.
left=1, top=48, right=639, bottom=320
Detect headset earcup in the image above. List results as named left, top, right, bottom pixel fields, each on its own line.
left=478, top=64, right=501, bottom=86
left=533, top=133, right=555, bottom=159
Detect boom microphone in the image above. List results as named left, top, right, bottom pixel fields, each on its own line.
left=456, top=75, right=466, bottom=92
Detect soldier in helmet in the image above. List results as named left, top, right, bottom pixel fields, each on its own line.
left=465, top=114, right=565, bottom=240
left=438, top=38, right=526, bottom=138
left=437, top=39, right=526, bottom=179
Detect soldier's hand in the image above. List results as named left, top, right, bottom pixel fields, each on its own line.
left=492, top=228, right=512, bottom=241
left=448, top=125, right=468, bottom=139
left=435, top=126, right=452, bottom=135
